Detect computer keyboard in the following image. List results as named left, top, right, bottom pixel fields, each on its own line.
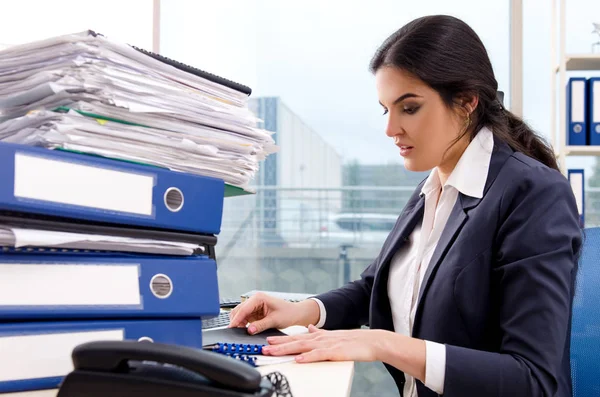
left=219, top=298, right=242, bottom=309
left=240, top=290, right=314, bottom=303
left=201, top=311, right=230, bottom=330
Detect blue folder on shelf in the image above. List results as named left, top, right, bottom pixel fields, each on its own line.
left=0, top=141, right=225, bottom=234
left=567, top=77, right=589, bottom=146
left=0, top=318, right=204, bottom=393
left=588, top=77, right=600, bottom=146
left=0, top=253, right=219, bottom=319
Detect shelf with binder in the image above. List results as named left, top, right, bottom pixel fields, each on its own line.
left=564, top=145, right=600, bottom=156
left=554, top=75, right=600, bottom=169
left=554, top=54, right=600, bottom=72
left=550, top=0, right=600, bottom=174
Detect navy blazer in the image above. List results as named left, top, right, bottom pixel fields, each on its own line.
left=315, top=139, right=582, bottom=397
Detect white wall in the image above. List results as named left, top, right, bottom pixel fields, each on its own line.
left=0, top=0, right=153, bottom=49
left=159, top=0, right=259, bottom=95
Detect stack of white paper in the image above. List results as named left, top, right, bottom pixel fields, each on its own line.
left=0, top=109, right=262, bottom=187
left=0, top=226, right=202, bottom=256
left=0, top=31, right=278, bottom=190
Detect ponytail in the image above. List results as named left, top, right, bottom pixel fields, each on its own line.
left=484, top=106, right=559, bottom=171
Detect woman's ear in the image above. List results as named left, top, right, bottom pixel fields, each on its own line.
left=458, top=93, right=479, bottom=115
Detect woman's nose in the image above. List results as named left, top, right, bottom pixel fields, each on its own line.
left=385, top=116, right=403, bottom=138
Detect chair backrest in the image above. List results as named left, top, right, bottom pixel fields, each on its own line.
left=570, top=227, right=600, bottom=396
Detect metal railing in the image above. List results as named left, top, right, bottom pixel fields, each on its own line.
left=218, top=186, right=600, bottom=253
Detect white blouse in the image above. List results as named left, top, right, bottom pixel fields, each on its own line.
left=314, top=126, right=494, bottom=396
left=388, top=126, right=493, bottom=396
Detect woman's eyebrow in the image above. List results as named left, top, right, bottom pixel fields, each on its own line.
left=379, top=93, right=422, bottom=107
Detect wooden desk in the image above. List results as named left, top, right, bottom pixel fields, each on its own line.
left=258, top=361, right=354, bottom=397
left=258, top=325, right=355, bottom=397
left=7, top=326, right=355, bottom=397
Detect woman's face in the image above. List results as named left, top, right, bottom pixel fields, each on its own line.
left=375, top=66, right=471, bottom=173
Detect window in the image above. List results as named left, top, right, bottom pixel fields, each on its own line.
left=160, top=3, right=510, bottom=395
left=0, top=3, right=513, bottom=396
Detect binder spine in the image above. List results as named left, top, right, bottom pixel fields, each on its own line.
left=0, top=141, right=225, bottom=235
left=567, top=77, right=588, bottom=146
left=589, top=78, right=600, bottom=145
left=0, top=319, right=205, bottom=393
left=0, top=245, right=210, bottom=258
left=0, top=255, right=220, bottom=319
left=0, top=210, right=218, bottom=249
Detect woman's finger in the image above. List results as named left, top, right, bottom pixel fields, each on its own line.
left=266, top=335, right=294, bottom=345
left=262, top=339, right=319, bottom=356
left=295, top=348, right=333, bottom=363
left=228, top=305, right=240, bottom=321
left=267, top=331, right=318, bottom=345
left=228, top=301, right=255, bottom=328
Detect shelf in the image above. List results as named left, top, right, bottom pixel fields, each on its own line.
left=563, top=145, right=600, bottom=156
left=555, top=54, right=600, bottom=72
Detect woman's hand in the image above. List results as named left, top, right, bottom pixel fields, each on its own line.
left=263, top=325, right=427, bottom=382
left=262, top=325, right=387, bottom=363
left=228, top=293, right=321, bottom=334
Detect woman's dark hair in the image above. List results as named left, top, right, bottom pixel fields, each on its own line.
left=370, top=15, right=559, bottom=171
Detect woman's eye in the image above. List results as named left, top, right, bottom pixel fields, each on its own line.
left=403, top=106, right=419, bottom=115
left=382, top=108, right=389, bottom=115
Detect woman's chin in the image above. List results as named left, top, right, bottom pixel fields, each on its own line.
left=403, top=160, right=432, bottom=173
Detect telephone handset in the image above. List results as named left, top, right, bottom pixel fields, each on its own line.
left=57, top=340, right=276, bottom=397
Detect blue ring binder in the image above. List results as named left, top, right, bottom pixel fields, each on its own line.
left=204, top=342, right=265, bottom=367
left=231, top=353, right=258, bottom=367
left=208, top=343, right=264, bottom=355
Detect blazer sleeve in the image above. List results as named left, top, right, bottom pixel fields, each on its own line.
left=312, top=259, right=377, bottom=330
left=443, top=165, right=582, bottom=397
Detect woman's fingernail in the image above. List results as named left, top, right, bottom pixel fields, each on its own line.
left=296, top=355, right=304, bottom=362
left=248, top=325, right=257, bottom=334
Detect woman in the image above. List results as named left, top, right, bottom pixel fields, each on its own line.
left=229, top=15, right=581, bottom=397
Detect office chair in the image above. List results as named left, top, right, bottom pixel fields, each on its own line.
left=570, top=227, right=600, bottom=396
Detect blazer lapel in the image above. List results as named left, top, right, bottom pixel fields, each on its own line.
left=379, top=196, right=425, bottom=267
left=370, top=194, right=425, bottom=332
left=413, top=139, right=514, bottom=325
left=415, top=195, right=471, bottom=308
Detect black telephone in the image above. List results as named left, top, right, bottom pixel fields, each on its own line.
left=57, top=340, right=276, bottom=397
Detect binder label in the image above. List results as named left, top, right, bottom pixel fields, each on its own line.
left=0, top=264, right=141, bottom=306
left=570, top=172, right=584, bottom=214
left=0, top=329, right=124, bottom=382
left=13, top=153, right=155, bottom=216
left=571, top=80, right=586, bottom=123
left=594, top=81, right=600, bottom=124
